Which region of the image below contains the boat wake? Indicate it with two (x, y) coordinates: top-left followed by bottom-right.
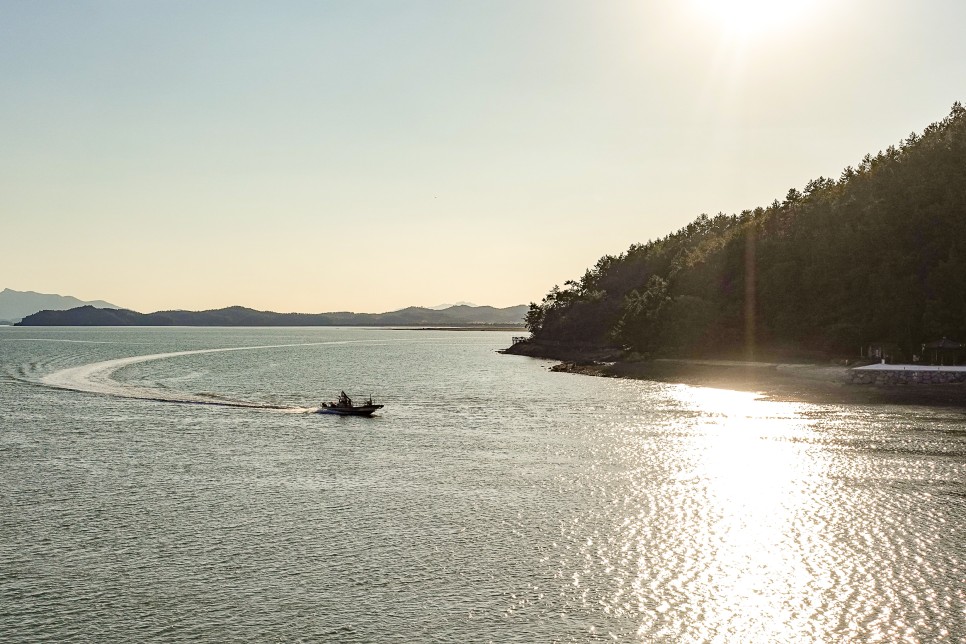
(37, 342), (355, 413)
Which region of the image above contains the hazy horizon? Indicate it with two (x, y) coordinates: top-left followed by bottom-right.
(3, 1), (963, 313)
(0, 286), (518, 317)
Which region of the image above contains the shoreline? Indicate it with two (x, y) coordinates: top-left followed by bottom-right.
(390, 326), (526, 332)
(505, 343), (966, 408)
(553, 359), (966, 407)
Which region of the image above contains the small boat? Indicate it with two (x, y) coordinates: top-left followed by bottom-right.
(317, 391), (384, 417)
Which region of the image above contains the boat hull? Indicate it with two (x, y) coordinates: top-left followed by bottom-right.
(317, 404), (384, 417)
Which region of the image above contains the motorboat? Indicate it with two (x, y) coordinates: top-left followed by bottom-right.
(318, 391), (384, 417)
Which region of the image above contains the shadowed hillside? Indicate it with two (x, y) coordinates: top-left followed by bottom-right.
(519, 103), (966, 362)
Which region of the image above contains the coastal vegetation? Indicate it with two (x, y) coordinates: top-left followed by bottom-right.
(521, 103), (966, 362)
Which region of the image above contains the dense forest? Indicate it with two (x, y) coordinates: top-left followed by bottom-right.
(523, 103), (966, 362)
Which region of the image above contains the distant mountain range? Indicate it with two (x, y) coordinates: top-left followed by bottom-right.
(0, 288), (120, 324)
(16, 303), (528, 327)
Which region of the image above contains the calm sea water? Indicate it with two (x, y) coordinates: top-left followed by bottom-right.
(1, 327), (965, 642)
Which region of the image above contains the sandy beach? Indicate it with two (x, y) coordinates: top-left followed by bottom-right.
(547, 358), (966, 408)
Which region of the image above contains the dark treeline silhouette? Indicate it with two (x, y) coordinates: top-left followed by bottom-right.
(17, 304), (528, 327)
(524, 103), (966, 361)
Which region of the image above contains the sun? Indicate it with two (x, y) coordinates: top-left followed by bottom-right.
(691, 0), (816, 37)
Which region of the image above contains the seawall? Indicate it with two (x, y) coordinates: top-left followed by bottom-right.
(849, 365), (966, 385)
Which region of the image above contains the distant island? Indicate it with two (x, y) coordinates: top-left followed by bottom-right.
(510, 102), (966, 365)
(16, 303), (527, 327)
(0, 288), (120, 324)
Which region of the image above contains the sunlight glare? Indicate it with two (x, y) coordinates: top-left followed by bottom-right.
(671, 384), (808, 501)
(691, 0), (816, 37)
(647, 384), (829, 640)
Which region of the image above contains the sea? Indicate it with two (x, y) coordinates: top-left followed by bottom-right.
(1, 326), (965, 642)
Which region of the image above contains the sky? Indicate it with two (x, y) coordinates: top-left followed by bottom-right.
(1, 0), (963, 313)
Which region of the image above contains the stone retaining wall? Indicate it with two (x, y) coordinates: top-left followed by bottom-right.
(849, 369), (966, 385)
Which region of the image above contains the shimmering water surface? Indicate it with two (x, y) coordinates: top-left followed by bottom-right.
(2, 327), (965, 642)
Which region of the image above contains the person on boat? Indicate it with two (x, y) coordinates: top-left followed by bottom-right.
(338, 391), (352, 407)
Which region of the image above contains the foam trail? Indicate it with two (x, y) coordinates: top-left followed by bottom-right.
(40, 341), (354, 412)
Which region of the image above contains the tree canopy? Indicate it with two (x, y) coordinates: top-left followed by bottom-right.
(526, 103), (966, 361)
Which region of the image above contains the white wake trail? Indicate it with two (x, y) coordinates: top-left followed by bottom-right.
(40, 341), (355, 412)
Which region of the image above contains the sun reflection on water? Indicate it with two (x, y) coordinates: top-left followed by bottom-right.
(494, 375), (960, 641)
(672, 386), (827, 640)
(601, 384), (860, 641)
(679, 385), (807, 500)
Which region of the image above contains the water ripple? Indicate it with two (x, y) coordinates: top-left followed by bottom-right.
(2, 329), (965, 641)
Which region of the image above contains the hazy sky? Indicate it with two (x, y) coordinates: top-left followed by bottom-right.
(2, 1), (962, 313)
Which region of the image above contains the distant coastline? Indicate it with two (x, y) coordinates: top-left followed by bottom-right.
(0, 288), (121, 324)
(16, 304), (527, 327)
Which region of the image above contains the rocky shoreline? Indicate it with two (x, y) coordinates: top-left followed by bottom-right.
(504, 341), (966, 408)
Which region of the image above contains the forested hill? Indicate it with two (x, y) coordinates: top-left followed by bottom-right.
(521, 103), (966, 361)
(17, 304), (527, 327)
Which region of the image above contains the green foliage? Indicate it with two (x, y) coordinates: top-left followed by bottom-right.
(613, 276), (670, 353)
(527, 103), (966, 358)
(661, 295), (719, 355)
(524, 302), (545, 333)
